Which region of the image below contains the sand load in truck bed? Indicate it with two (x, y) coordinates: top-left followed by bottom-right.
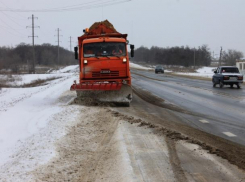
(85, 20), (119, 36)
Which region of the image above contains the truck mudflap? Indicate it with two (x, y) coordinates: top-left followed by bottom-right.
(73, 84), (132, 105)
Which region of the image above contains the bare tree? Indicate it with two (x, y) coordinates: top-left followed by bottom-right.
(222, 49), (243, 66)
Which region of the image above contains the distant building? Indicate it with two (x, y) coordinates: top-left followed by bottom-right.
(236, 59), (245, 75)
(210, 61), (219, 67)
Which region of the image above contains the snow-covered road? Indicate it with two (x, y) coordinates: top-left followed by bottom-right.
(1, 64), (244, 182)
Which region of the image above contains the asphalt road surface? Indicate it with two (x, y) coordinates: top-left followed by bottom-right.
(131, 69), (245, 146)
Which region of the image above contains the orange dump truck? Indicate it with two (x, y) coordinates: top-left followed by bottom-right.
(71, 20), (134, 106)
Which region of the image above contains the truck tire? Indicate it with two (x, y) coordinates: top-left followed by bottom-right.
(237, 84), (241, 89)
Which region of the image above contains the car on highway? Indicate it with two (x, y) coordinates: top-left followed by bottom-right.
(155, 65), (164, 74)
(212, 66), (243, 88)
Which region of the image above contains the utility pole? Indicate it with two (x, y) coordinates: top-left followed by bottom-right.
(219, 47), (222, 67)
(194, 47), (196, 69)
(27, 14), (39, 74)
(69, 36), (73, 51)
(55, 28), (62, 65)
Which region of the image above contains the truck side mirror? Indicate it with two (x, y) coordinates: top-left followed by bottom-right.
(214, 70), (217, 73)
(74, 47), (78, 60)
(130, 44), (134, 58)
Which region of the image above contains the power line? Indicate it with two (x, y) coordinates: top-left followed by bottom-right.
(27, 14), (39, 73)
(0, 14), (27, 35)
(0, 0), (26, 19)
(0, 0), (132, 12)
(0, 24), (27, 38)
(0, 11), (25, 28)
(32, 0), (102, 11)
(37, 18), (55, 43)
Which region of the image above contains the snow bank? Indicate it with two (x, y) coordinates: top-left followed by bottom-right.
(18, 74), (59, 85)
(50, 65), (79, 73)
(176, 67), (216, 78)
(0, 65), (79, 86)
(0, 65), (80, 168)
(130, 62), (153, 70)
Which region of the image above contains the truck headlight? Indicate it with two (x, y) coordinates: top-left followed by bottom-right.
(84, 60), (88, 64)
(123, 58), (127, 62)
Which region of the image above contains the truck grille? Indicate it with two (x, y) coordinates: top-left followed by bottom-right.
(92, 71), (119, 77)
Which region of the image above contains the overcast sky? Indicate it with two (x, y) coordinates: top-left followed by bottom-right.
(1, 0), (245, 56)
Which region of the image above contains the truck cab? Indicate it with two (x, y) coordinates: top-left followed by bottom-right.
(80, 37), (131, 84)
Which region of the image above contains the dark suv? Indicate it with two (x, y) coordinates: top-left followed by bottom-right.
(155, 65), (164, 74)
(212, 66), (243, 88)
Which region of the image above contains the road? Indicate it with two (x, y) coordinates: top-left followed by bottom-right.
(1, 66), (245, 182)
(130, 69), (245, 146)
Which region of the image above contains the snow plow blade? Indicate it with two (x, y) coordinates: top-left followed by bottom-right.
(70, 82), (123, 91)
(71, 84), (132, 106)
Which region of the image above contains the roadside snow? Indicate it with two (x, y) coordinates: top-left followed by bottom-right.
(0, 65), (81, 181)
(128, 63), (215, 77)
(0, 65), (79, 86)
(129, 63), (215, 77)
(176, 67), (216, 78)
(130, 63), (174, 72)
(49, 65), (79, 74)
(130, 62), (153, 70)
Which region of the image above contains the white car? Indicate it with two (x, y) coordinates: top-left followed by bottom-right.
(212, 66), (243, 88)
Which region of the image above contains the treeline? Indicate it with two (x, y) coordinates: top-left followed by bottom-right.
(0, 43), (77, 73)
(133, 45), (212, 67)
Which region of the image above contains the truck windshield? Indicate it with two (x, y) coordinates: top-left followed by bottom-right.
(83, 42), (126, 58)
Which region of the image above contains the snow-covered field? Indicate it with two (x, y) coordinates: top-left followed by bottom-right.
(129, 62), (215, 78)
(0, 65), (79, 86)
(48, 65), (79, 74)
(0, 65), (81, 181)
(129, 62), (153, 70)
(175, 67), (216, 78)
